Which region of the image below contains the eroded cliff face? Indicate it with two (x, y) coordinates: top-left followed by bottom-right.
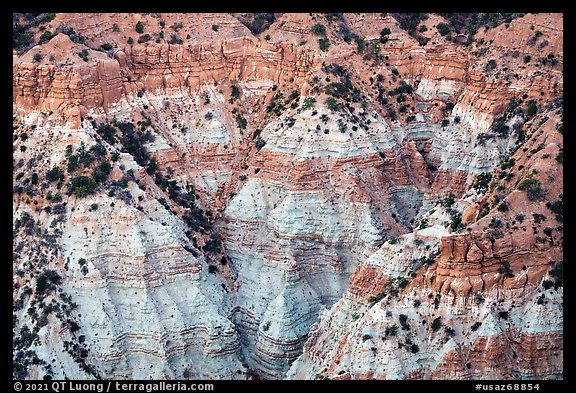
(13, 12), (562, 380)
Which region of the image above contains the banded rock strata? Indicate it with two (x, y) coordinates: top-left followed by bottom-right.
(13, 12), (562, 380)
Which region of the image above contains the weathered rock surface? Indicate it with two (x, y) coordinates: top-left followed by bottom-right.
(13, 12), (562, 380)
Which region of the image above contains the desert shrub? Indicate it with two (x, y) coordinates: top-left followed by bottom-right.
(546, 195), (563, 222)
(517, 177), (545, 200)
(436, 23), (450, 36)
(555, 148), (563, 164)
(318, 37), (330, 51)
(95, 123), (117, 144)
(135, 21), (144, 34)
(231, 84), (240, 100)
(311, 23), (326, 36)
(485, 59), (497, 71)
(474, 172), (492, 194)
(67, 176), (97, 198)
(77, 49), (89, 62)
(235, 114), (247, 129)
(39, 31), (52, 44)
(137, 34), (151, 44)
(46, 166), (64, 182)
(255, 137), (266, 151)
(100, 43), (113, 51)
(526, 100), (537, 118)
(399, 314), (410, 330)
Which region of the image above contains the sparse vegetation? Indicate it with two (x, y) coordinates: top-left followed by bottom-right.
(546, 195), (563, 222)
(311, 23), (327, 36)
(241, 13), (276, 35)
(135, 21), (144, 34)
(474, 172), (492, 194)
(67, 176), (97, 198)
(77, 49), (89, 62)
(318, 37), (331, 52)
(517, 175), (545, 200)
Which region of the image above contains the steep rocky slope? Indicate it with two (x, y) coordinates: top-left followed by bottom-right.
(13, 12), (562, 380)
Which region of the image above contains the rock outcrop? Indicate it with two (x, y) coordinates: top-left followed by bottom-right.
(13, 12), (562, 380)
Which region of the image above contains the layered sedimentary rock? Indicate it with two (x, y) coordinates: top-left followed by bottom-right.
(58, 197), (244, 379)
(13, 12), (562, 380)
(288, 101), (563, 381)
(13, 34), (315, 126)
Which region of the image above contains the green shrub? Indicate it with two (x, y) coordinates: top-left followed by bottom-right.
(68, 176), (97, 198)
(302, 97), (316, 110)
(168, 34), (183, 45)
(311, 23), (326, 36)
(77, 49), (89, 62)
(485, 59), (497, 71)
(135, 21), (144, 34)
(46, 166), (64, 182)
(431, 317), (442, 332)
(137, 34), (151, 44)
(384, 324), (398, 337)
(325, 97), (339, 111)
(418, 218), (429, 230)
(231, 84), (240, 100)
(235, 114), (247, 129)
(526, 100), (537, 118)
(555, 148), (563, 164)
(318, 37), (330, 51)
(546, 195), (563, 222)
(436, 23), (450, 36)
(212, 24), (219, 32)
(255, 137), (266, 151)
(450, 213), (463, 232)
(516, 176), (544, 200)
(39, 31), (53, 44)
(399, 314), (410, 330)
(33, 52), (42, 63)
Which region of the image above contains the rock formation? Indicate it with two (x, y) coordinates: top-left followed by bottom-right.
(13, 12), (562, 380)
